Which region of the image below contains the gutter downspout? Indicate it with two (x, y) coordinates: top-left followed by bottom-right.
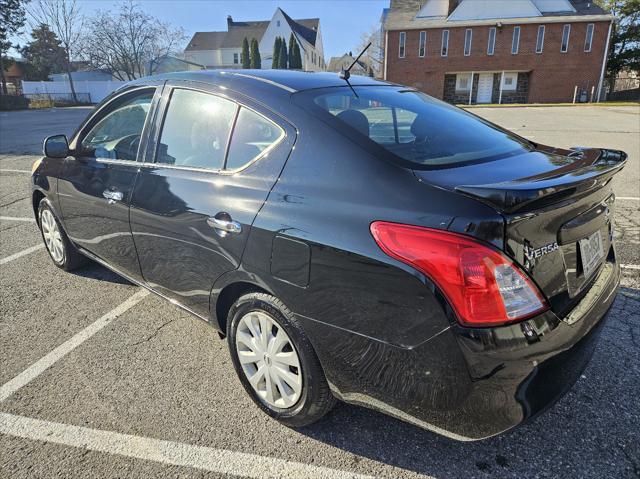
(384, 30), (389, 80)
(597, 20), (613, 103)
(468, 71), (474, 105)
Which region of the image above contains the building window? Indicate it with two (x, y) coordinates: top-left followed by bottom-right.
(501, 72), (518, 91)
(277, 20), (280, 27)
(464, 29), (472, 56)
(398, 31), (406, 58)
(584, 23), (594, 52)
(561, 24), (571, 52)
(511, 26), (520, 54)
(419, 31), (426, 57)
(487, 27), (496, 55)
(456, 73), (472, 91)
(441, 30), (449, 57)
(536, 25), (545, 53)
(233, 53), (239, 64)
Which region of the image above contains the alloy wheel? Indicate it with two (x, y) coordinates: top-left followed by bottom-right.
(40, 209), (64, 263)
(235, 311), (303, 409)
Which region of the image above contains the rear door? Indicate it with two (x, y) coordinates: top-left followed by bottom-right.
(58, 85), (162, 281)
(129, 81), (295, 318)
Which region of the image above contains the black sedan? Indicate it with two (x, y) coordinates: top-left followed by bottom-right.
(31, 70), (626, 440)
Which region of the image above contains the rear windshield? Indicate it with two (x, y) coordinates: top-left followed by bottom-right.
(296, 86), (532, 168)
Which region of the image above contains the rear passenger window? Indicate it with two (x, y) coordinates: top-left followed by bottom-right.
(225, 108), (284, 170)
(156, 89), (236, 170)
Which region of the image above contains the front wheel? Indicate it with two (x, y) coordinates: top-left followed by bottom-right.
(227, 293), (337, 427)
(38, 199), (87, 271)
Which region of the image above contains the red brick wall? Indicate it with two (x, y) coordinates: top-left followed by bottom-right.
(386, 21), (610, 103)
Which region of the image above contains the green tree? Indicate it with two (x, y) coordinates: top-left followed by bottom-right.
(278, 36), (288, 69)
(249, 37), (261, 69)
(241, 37), (250, 68)
(0, 0), (28, 94)
(288, 33), (295, 67)
(20, 23), (66, 80)
(596, 0), (640, 91)
(292, 40), (302, 69)
(272, 36), (281, 69)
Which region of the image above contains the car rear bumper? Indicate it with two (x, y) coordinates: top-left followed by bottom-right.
(302, 258), (620, 441)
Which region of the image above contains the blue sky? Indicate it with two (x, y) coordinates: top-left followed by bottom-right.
(14, 0), (389, 59)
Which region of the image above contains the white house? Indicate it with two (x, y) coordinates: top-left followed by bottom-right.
(184, 8), (324, 71)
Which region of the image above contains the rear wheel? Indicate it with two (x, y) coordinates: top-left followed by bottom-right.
(38, 199), (87, 271)
(227, 293), (337, 427)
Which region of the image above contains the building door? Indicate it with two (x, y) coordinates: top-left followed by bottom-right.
(476, 73), (493, 104)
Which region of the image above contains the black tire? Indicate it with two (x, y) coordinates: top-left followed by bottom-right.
(38, 199), (88, 271)
(227, 292), (337, 427)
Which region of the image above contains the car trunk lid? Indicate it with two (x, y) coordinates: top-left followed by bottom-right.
(414, 146), (627, 317)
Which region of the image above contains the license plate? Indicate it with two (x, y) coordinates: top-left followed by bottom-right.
(579, 230), (604, 279)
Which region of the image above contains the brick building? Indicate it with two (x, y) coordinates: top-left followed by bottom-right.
(382, 0), (613, 104)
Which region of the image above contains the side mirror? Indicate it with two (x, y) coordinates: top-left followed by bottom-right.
(43, 134), (69, 158)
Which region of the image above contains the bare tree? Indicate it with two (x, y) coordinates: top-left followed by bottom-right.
(355, 25), (384, 79)
(29, 0), (83, 102)
(83, 1), (185, 81)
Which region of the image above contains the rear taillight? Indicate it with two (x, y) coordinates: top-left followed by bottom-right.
(370, 221), (548, 327)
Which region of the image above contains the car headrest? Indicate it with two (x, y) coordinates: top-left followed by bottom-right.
(410, 114), (435, 140)
(336, 109), (370, 137)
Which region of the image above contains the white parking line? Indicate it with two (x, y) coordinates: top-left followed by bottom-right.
(621, 264), (640, 271)
(0, 216), (36, 222)
(0, 244), (45, 265)
(0, 169), (31, 173)
(0, 289), (149, 402)
(0, 413), (376, 479)
(618, 197), (640, 201)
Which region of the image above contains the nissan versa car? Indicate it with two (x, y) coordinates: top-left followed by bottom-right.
(31, 71), (626, 440)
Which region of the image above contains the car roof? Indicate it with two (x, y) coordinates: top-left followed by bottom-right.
(140, 69), (396, 95)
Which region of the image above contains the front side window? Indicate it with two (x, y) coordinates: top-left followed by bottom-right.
(399, 32), (406, 58)
(536, 25), (545, 53)
(487, 27), (496, 55)
(156, 89), (236, 170)
(584, 23), (594, 52)
(225, 107), (284, 170)
(441, 30), (449, 56)
(298, 86), (532, 168)
(561, 24), (571, 52)
(419, 31), (426, 57)
(81, 89), (154, 161)
(464, 29), (472, 56)
(512, 26), (520, 54)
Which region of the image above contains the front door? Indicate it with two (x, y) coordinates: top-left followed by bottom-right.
(58, 86), (160, 281)
(476, 73), (494, 104)
(129, 82), (295, 318)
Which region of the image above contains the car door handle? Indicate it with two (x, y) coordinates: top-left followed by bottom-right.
(207, 216), (242, 235)
(102, 189), (123, 204)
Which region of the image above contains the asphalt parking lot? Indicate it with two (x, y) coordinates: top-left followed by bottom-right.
(1, 104), (639, 478)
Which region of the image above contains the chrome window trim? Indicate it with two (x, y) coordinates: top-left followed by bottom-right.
(95, 158), (140, 166)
